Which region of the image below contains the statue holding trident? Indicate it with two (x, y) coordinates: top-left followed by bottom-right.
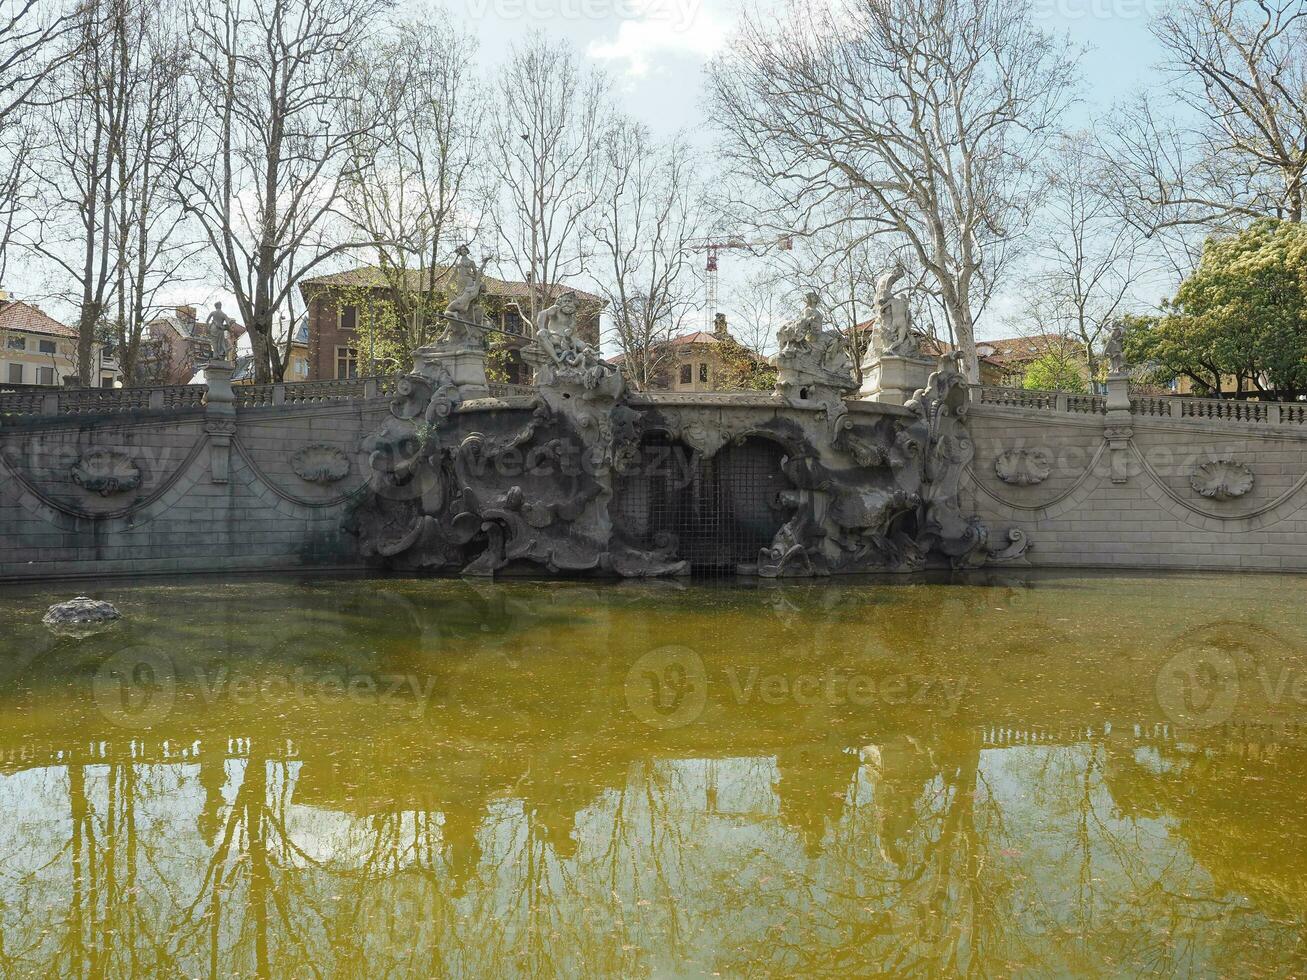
(441, 244), (492, 346)
(205, 302), (236, 361)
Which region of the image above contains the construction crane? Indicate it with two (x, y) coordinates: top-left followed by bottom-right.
(686, 233), (794, 331)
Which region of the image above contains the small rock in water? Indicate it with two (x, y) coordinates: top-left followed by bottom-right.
(42, 596), (122, 630)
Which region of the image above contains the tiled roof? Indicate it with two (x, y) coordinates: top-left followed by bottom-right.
(854, 324), (1083, 365)
(300, 265), (605, 306)
(0, 300), (76, 338)
(666, 330), (722, 346)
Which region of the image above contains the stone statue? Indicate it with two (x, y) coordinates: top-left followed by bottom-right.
(205, 302), (235, 361)
(873, 263), (916, 356)
(777, 291), (823, 352)
(529, 291), (618, 396)
(441, 245), (491, 345)
(773, 290), (856, 418)
(1106, 321), (1127, 375)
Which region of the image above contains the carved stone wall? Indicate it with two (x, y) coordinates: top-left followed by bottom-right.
(0, 400), (388, 581)
(967, 402), (1307, 571)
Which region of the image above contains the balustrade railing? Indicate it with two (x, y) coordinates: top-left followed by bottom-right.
(981, 383), (1307, 428)
(4, 374), (1307, 430)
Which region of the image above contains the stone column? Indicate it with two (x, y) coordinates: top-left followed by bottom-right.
(203, 360), (236, 483)
(857, 353), (936, 406)
(1103, 372), (1133, 485)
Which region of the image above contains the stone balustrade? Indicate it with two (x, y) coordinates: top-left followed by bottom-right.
(0, 377), (398, 420)
(981, 384), (1307, 426)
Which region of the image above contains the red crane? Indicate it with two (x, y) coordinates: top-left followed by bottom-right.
(686, 233), (794, 331)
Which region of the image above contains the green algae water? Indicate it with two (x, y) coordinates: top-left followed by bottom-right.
(2, 571), (1307, 977)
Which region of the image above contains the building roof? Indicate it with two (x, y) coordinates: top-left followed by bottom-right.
(853, 324), (1084, 367)
(300, 265), (605, 307)
(0, 300), (76, 338)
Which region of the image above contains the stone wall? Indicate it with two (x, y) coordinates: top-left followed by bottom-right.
(966, 386), (1307, 571)
(6, 373), (1307, 581)
(0, 384), (392, 581)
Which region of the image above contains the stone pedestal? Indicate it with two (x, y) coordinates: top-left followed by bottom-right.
(858, 353), (936, 405)
(1103, 372), (1133, 485)
(202, 360), (235, 483)
(414, 342), (489, 400)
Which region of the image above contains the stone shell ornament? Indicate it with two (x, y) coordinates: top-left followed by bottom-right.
(1189, 459), (1254, 501)
(70, 450), (141, 496)
(291, 444), (351, 484)
(994, 448), (1052, 486)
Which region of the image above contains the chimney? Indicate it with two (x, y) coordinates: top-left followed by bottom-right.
(713, 312), (729, 338)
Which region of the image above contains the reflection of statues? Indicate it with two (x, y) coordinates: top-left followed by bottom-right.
(205, 302), (234, 361)
(1106, 321), (1126, 375)
(874, 264), (916, 356)
(441, 245), (491, 345)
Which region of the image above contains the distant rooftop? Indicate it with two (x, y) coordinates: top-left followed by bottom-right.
(0, 299), (76, 339)
(301, 264), (605, 307)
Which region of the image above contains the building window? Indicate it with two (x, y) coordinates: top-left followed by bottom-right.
(679, 363), (692, 385)
(38, 339), (56, 354)
(339, 304), (358, 332)
(293, 358), (308, 378)
(100, 374), (114, 388)
(699, 363), (708, 383)
(502, 310), (523, 335)
(38, 367), (55, 385)
(6, 336), (23, 351)
(335, 346), (358, 379)
(7, 363), (21, 383)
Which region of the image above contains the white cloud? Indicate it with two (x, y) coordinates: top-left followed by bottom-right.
(587, 0), (728, 76)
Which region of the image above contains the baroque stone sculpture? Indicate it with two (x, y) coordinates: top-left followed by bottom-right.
(71, 450), (141, 496)
(873, 264), (918, 357)
(994, 448), (1052, 486)
(1190, 459), (1254, 501)
(205, 302), (235, 362)
(440, 245), (492, 346)
(347, 313), (1030, 577)
(291, 444), (351, 484)
(773, 291), (857, 412)
(1105, 321), (1127, 376)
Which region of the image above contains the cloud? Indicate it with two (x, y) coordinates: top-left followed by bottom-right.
(587, 0), (728, 76)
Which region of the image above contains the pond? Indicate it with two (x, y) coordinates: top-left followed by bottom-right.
(1, 571), (1305, 976)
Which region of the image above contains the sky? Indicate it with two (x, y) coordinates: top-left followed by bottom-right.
(415, 0), (1176, 345)
(11, 0), (1180, 351)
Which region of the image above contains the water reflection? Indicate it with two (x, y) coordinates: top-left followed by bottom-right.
(1, 574), (1306, 976)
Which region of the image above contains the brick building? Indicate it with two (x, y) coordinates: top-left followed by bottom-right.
(298, 266), (604, 383)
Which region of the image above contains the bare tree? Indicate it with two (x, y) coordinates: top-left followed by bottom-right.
(590, 120), (701, 391)
(489, 32), (609, 327)
(24, 0), (193, 385)
(173, 0), (390, 383)
(26, 0), (132, 382)
(1016, 133), (1148, 379)
(0, 0), (84, 283)
(1105, 0), (1307, 243)
(109, 1), (194, 385)
(342, 13), (487, 354)
(709, 0), (1077, 380)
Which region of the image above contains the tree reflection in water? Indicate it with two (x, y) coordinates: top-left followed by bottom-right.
(0, 572), (1306, 976)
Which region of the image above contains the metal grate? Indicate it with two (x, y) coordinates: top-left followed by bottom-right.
(614, 433), (792, 575)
